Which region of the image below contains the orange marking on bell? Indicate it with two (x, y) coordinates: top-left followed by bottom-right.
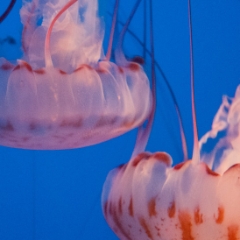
(118, 66), (124, 73)
(215, 206), (224, 224)
(33, 69), (45, 74)
(178, 211), (194, 240)
(95, 117), (117, 128)
(118, 197), (122, 214)
(109, 201), (113, 216)
(194, 207), (203, 225)
(13, 65), (20, 71)
(112, 203), (133, 240)
(148, 197), (157, 217)
(152, 152), (171, 166)
(128, 62), (140, 71)
(74, 64), (93, 72)
(226, 164), (240, 172)
(228, 225), (239, 240)
(122, 119), (136, 129)
(174, 162), (186, 170)
(167, 201), (176, 218)
(132, 152), (151, 167)
(205, 165), (219, 177)
(128, 197), (134, 217)
(22, 61), (33, 72)
(12, 61), (32, 72)
(59, 69), (67, 75)
(104, 201), (108, 218)
(60, 118), (83, 128)
(139, 217), (153, 240)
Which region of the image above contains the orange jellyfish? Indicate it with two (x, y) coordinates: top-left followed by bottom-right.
(102, 0), (240, 239)
(0, 0), (152, 149)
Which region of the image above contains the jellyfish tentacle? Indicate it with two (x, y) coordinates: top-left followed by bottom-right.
(117, 0), (142, 49)
(115, 0), (142, 65)
(106, 0), (119, 61)
(21, 0), (37, 55)
(188, 0), (200, 163)
(0, 0), (16, 23)
(132, 0), (156, 157)
(108, 11), (188, 160)
(116, 1), (188, 161)
(142, 0), (147, 61)
(44, 0), (78, 68)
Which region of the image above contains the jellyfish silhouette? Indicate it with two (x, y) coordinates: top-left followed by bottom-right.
(0, 0), (152, 150)
(102, 0), (240, 239)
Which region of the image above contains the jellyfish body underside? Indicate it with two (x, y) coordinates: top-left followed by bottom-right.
(0, 59), (150, 149)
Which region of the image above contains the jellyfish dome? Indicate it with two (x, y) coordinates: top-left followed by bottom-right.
(0, 0), (151, 149)
(102, 86), (240, 240)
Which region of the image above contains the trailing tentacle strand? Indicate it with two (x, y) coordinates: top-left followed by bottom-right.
(107, 9), (188, 160)
(44, 0), (78, 68)
(0, 0), (16, 23)
(188, 0), (200, 163)
(106, 0), (119, 61)
(132, 0), (156, 157)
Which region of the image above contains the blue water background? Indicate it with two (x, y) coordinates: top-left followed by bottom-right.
(0, 0), (240, 239)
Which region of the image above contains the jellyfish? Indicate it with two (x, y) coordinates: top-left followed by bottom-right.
(0, 0), (152, 150)
(101, 0), (240, 239)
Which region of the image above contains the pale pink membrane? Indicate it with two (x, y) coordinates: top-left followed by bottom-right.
(200, 86), (240, 174)
(0, 0), (151, 149)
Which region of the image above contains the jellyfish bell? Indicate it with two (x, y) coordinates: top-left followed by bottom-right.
(101, 0), (240, 239)
(102, 87), (240, 240)
(0, 0), (152, 150)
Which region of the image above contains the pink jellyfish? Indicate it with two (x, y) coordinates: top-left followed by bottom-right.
(102, 1), (240, 239)
(0, 0), (152, 149)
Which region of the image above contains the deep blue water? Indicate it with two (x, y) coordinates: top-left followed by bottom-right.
(0, 0), (240, 239)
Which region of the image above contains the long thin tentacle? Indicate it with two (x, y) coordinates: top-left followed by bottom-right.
(132, 0), (156, 157)
(21, 1), (37, 55)
(45, 0), (77, 68)
(143, 0), (147, 60)
(188, 0), (200, 163)
(108, 11), (188, 160)
(117, 0), (142, 51)
(0, 0), (16, 23)
(106, 0), (119, 61)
